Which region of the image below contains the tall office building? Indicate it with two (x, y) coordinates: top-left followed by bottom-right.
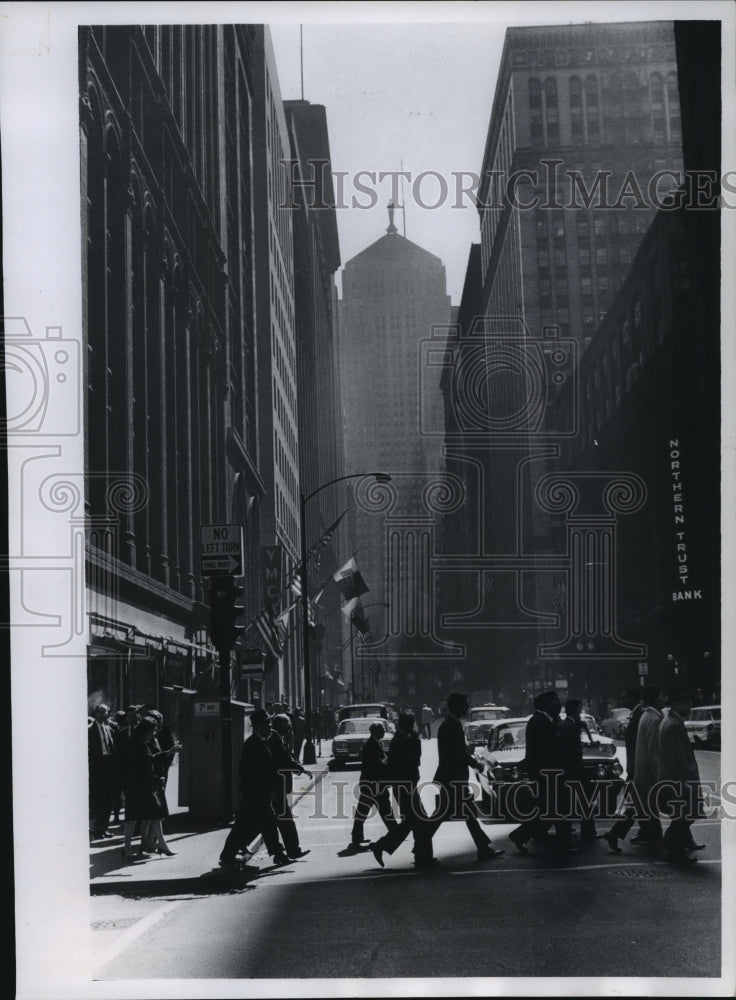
(252, 26), (302, 703)
(284, 98), (350, 705)
(435, 20), (687, 704)
(80, 25), (265, 714)
(339, 213), (451, 704)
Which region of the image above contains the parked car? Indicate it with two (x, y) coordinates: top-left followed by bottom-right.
(337, 702), (397, 724)
(328, 717), (396, 770)
(685, 705), (721, 749)
(462, 704), (512, 748)
(600, 707), (632, 739)
(474, 716), (624, 820)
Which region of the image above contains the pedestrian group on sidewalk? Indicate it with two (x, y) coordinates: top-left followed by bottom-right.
(90, 684), (708, 874)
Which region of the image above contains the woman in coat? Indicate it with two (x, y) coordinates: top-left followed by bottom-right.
(121, 718), (180, 859)
(633, 691), (664, 844)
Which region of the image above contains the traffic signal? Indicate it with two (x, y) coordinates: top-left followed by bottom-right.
(209, 575), (245, 651)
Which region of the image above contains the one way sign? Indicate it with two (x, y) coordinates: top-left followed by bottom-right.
(201, 524), (243, 577)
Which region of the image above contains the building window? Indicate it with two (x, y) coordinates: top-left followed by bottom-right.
(667, 71), (681, 143)
(650, 72), (666, 143)
(584, 74), (600, 141)
(529, 77), (543, 144)
(545, 77), (559, 144)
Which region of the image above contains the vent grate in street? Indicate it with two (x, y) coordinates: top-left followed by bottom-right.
(608, 868), (674, 879)
(91, 918), (139, 930)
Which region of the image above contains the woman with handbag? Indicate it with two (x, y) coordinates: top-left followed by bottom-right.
(121, 718), (180, 859)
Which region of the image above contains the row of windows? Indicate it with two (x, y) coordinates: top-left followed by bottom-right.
(511, 40), (675, 70)
(527, 71), (680, 147)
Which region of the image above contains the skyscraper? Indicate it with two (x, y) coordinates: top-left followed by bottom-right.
(339, 211), (451, 703)
(435, 20), (687, 703)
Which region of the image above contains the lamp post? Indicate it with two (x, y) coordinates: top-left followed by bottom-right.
(300, 471), (391, 765)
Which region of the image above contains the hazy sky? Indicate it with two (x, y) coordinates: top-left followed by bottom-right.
(267, 1), (726, 304)
(270, 19), (505, 304)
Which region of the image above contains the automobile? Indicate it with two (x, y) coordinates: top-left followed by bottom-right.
(685, 705), (721, 749)
(599, 707), (632, 739)
(474, 716), (624, 820)
(328, 717), (396, 770)
(337, 702), (397, 724)
(462, 704), (512, 748)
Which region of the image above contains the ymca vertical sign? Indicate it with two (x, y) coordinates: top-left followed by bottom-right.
(261, 545), (282, 605)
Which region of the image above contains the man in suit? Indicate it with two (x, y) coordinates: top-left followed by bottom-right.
(369, 713), (437, 870)
(219, 709), (290, 869)
(658, 689), (705, 864)
(267, 714), (312, 860)
(346, 722), (398, 851)
(558, 698), (597, 847)
(603, 687), (652, 853)
(508, 690), (570, 855)
(88, 703), (116, 840)
(430, 692), (504, 862)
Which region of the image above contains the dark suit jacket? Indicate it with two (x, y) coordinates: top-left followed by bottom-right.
(558, 716), (585, 780)
(359, 736), (389, 784)
(434, 715), (476, 787)
(266, 731), (302, 794)
(239, 733), (279, 801)
(386, 730), (421, 785)
(88, 720), (114, 763)
(624, 702), (645, 778)
(524, 710), (564, 780)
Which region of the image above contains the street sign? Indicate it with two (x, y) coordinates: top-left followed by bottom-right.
(638, 661), (649, 676)
(240, 648), (265, 679)
(201, 524), (243, 577)
(194, 701), (220, 716)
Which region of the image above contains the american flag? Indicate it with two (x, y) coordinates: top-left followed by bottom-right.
(254, 608), (284, 660)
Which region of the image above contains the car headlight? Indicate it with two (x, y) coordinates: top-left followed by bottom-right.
(492, 764), (505, 779)
(612, 761), (623, 777)
(596, 765), (607, 779)
(508, 765), (521, 781)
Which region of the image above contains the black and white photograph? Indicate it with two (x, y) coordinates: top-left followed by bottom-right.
(2, 1), (735, 996)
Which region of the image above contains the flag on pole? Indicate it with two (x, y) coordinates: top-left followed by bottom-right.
(313, 509), (348, 569)
(254, 608), (283, 660)
(351, 604), (371, 641)
(341, 596), (360, 620)
(333, 556), (369, 601)
(290, 576), (302, 599)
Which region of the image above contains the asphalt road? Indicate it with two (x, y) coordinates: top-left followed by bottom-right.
(92, 740), (723, 983)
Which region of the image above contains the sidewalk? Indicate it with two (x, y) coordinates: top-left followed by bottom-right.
(90, 760), (330, 898)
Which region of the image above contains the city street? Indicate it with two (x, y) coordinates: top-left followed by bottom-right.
(90, 740), (722, 982)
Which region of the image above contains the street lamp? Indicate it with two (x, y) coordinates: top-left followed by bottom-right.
(300, 471), (391, 765)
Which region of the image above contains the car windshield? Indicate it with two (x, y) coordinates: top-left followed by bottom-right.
(340, 705), (386, 719)
(470, 708), (509, 721)
(339, 719), (394, 735)
(689, 708), (719, 722)
(488, 722), (527, 749)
